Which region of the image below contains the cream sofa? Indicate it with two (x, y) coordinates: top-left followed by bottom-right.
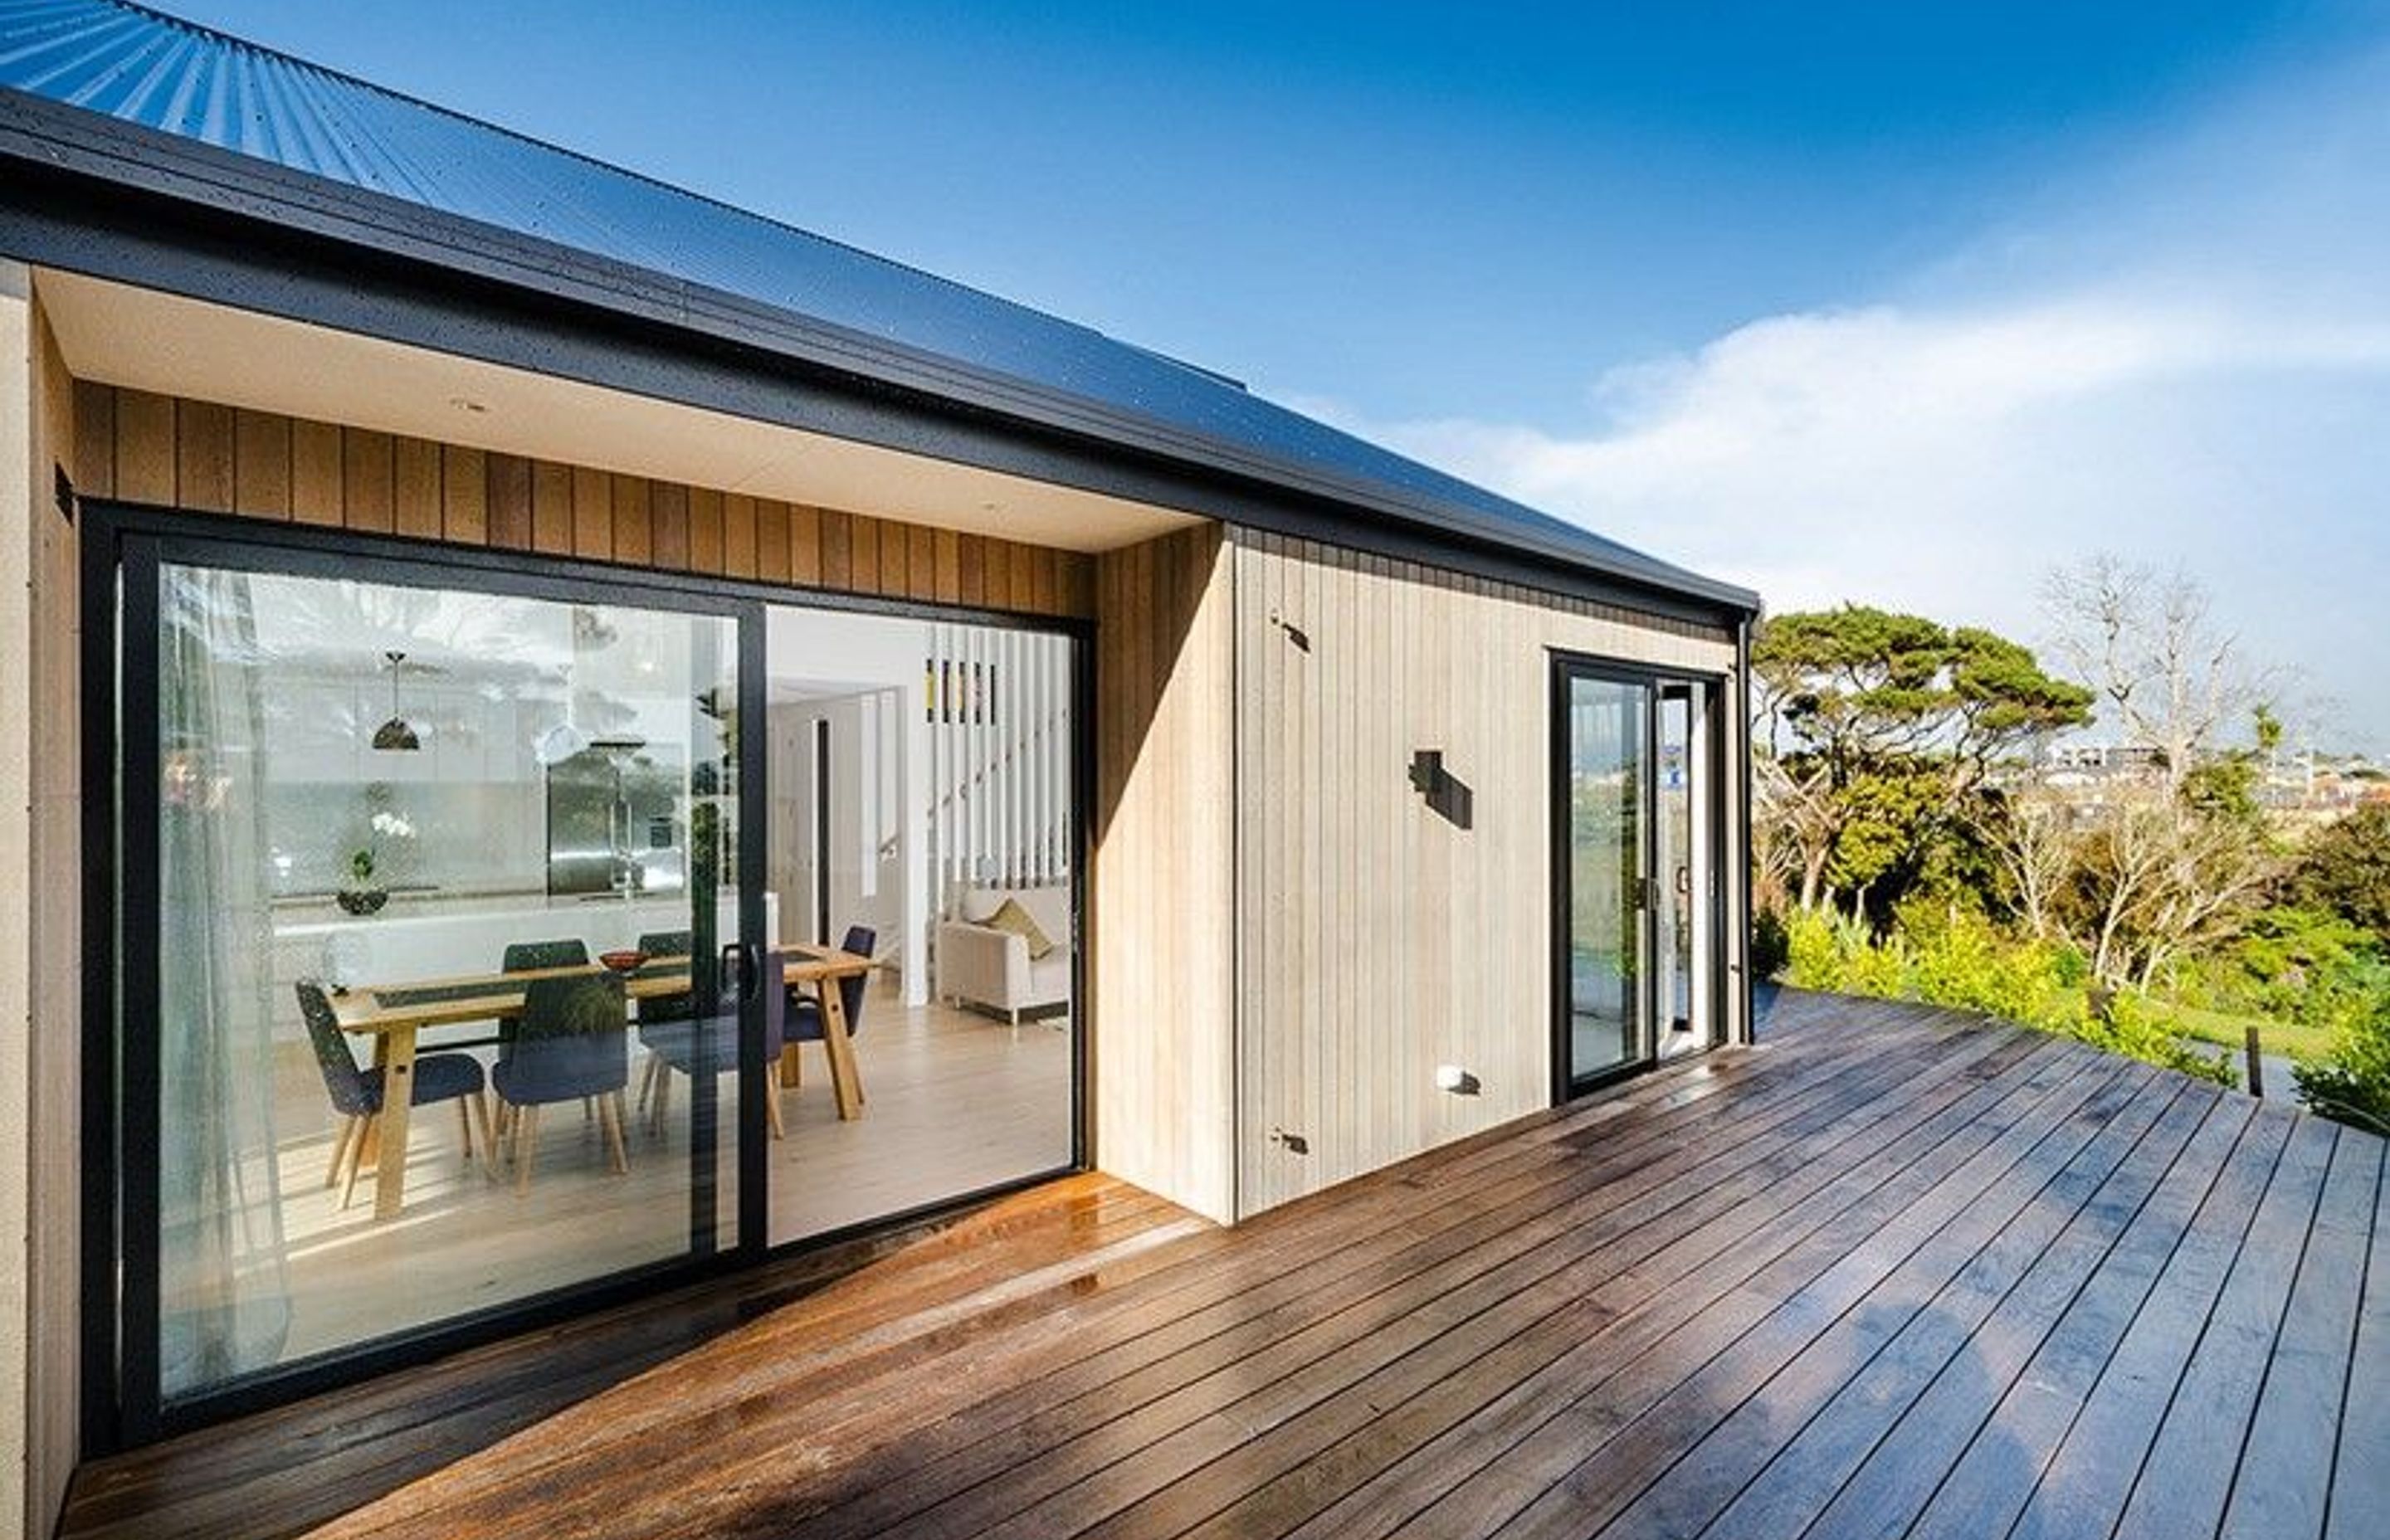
(935, 884), (1071, 1026)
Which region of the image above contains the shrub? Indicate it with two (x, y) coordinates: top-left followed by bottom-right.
(1779, 904), (2235, 1086)
(2170, 906), (2388, 1040)
(2295, 993), (2390, 1137)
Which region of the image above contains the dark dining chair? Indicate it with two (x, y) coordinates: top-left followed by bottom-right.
(295, 979), (493, 1210)
(639, 948), (791, 1138)
(495, 938), (593, 1134)
(784, 925), (876, 1104)
(492, 971), (632, 1193)
(632, 928), (700, 1127)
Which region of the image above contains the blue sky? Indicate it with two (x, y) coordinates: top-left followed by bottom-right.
(168, 2), (2390, 750)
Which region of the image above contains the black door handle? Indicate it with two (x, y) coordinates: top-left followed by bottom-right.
(720, 941), (758, 1002)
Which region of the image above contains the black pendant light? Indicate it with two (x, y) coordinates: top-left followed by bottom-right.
(372, 650), (421, 752)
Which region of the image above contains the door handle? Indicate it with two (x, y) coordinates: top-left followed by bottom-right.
(720, 941), (758, 1003)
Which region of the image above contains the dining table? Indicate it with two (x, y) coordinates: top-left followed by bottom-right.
(330, 942), (874, 1220)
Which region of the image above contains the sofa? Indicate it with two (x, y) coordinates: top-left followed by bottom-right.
(935, 884), (1071, 1026)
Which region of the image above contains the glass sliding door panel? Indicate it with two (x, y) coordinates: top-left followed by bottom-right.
(763, 605), (1079, 1245)
(1655, 684), (1708, 1057)
(144, 560), (741, 1406)
(1563, 673), (1650, 1084)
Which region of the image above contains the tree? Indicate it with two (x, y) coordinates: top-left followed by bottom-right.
(1972, 785), (2080, 942)
(1752, 606), (2092, 914)
(2041, 555), (2278, 795)
(2295, 804), (2390, 944)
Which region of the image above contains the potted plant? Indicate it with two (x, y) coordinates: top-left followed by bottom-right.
(337, 809), (413, 916)
(336, 847), (387, 915)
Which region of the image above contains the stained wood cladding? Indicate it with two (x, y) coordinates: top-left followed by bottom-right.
(1092, 524), (1237, 1225)
(67, 383), (1096, 620)
(1232, 529), (1746, 1216)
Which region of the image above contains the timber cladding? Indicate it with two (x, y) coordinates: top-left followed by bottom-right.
(66, 382), (1096, 619)
(1230, 529), (1744, 1216)
(1090, 524), (1239, 1225)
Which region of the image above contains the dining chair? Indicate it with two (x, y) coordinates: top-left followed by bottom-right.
(784, 925), (876, 1104)
(492, 971), (632, 1193)
(640, 947), (790, 1138)
(495, 938), (593, 1136)
(632, 928), (695, 1122)
(295, 979), (494, 1210)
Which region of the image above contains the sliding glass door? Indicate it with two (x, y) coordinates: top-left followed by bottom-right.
(109, 530), (761, 1430)
(1554, 660), (1721, 1094)
(758, 604), (1080, 1246)
(95, 514), (1087, 1441)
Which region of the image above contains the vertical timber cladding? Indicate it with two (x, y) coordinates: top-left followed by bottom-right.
(27, 290), (80, 1536)
(1091, 524), (1238, 1226)
(64, 383), (1097, 619)
(1231, 529), (1743, 1217)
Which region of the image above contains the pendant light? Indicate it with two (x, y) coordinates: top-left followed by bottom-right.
(372, 650), (421, 752)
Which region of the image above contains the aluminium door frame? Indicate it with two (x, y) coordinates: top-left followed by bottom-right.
(76, 500), (1095, 1451)
(1548, 651), (1730, 1104)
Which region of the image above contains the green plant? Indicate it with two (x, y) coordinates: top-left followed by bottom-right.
(2295, 804), (2390, 945)
(347, 846), (376, 885)
(2295, 993), (2390, 1137)
(1779, 903), (2235, 1086)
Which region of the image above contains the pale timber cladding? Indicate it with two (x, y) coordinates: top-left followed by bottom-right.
(64, 383), (1097, 619)
(1232, 531), (1743, 1214)
(1090, 524), (1744, 1224)
(16, 282), (82, 1533)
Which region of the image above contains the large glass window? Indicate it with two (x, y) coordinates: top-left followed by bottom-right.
(145, 558), (741, 1406)
(761, 606), (1078, 1243)
(113, 532), (1085, 1429)
(1562, 673), (1649, 1084)
(1556, 663), (1721, 1093)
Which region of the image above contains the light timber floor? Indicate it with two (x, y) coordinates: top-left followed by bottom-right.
(176, 976), (1075, 1370)
(68, 989), (2388, 1540)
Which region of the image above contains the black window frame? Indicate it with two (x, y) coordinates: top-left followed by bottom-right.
(1548, 651), (1732, 1104)
(79, 500), (1095, 1450)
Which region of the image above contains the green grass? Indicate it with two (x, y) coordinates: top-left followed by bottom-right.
(2151, 1001), (2335, 1063)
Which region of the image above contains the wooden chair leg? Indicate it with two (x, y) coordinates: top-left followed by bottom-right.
(515, 1104), (541, 1196)
(324, 1115), (358, 1190)
(471, 1093), (497, 1176)
(341, 1115), (375, 1210)
(598, 1093), (629, 1175)
(765, 1083), (784, 1139)
(637, 1055), (659, 1116)
(651, 1064), (673, 1138)
(455, 1097), (475, 1162)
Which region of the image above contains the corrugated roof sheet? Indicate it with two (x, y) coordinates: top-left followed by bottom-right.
(0, 0), (1754, 610)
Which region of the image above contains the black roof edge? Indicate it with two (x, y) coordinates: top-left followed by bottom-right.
(0, 90), (1760, 623)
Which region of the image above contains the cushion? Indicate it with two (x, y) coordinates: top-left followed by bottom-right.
(985, 897), (1056, 961)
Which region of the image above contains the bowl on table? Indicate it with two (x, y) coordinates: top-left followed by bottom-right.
(598, 948), (650, 976)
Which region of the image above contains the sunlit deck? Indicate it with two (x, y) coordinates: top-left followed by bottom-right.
(62, 989), (2388, 1539)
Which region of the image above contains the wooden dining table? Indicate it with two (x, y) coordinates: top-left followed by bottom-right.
(330, 943), (873, 1220)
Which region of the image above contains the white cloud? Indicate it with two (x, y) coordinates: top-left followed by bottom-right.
(1295, 49), (2390, 752)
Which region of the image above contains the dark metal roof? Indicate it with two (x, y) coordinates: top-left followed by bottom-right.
(0, 0), (1758, 614)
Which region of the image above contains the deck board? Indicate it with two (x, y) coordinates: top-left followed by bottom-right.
(58, 990), (2388, 1540)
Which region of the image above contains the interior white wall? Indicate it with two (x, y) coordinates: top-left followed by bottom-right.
(768, 607), (932, 1006)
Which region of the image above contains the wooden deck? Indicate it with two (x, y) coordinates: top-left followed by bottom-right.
(61, 989), (2388, 1539)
